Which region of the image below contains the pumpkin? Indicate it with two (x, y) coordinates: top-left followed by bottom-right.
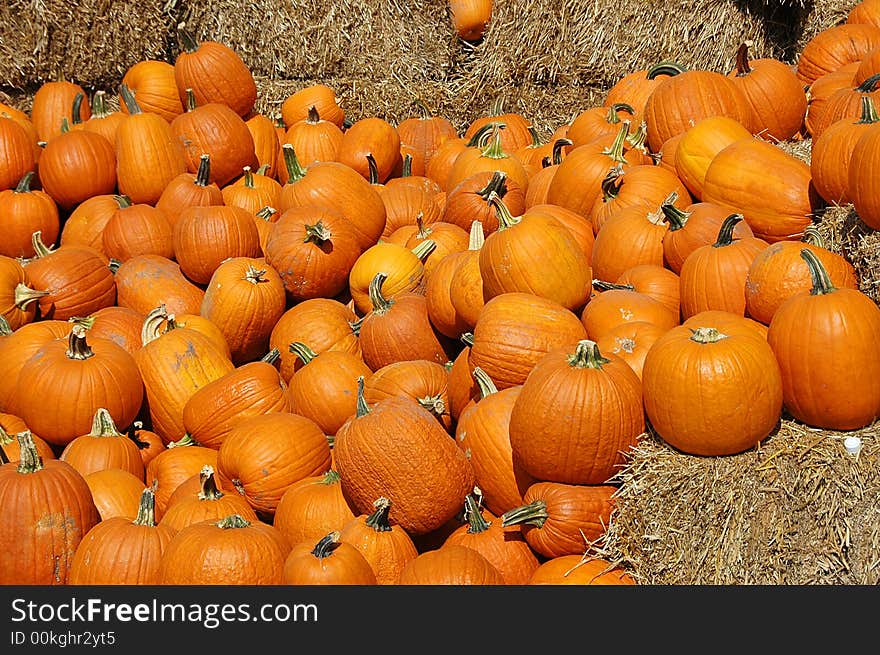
(334, 378), (475, 535)
(744, 228), (858, 325)
(642, 324), (783, 456)
(847, 116), (880, 229)
(469, 292), (588, 390)
(173, 28), (257, 118)
(767, 248), (880, 430)
(0, 413), (54, 463)
(114, 255), (205, 318)
(68, 486), (174, 585)
(615, 263), (681, 316)
(73, 91), (124, 148)
(246, 113), (281, 175)
(59, 408), (145, 480)
(126, 421), (166, 469)
(348, 241), (432, 316)
(0, 431), (99, 584)
(155, 154), (225, 227)
(144, 434), (219, 519)
(0, 255), (40, 330)
(582, 282), (679, 340)
(528, 556), (636, 585)
(805, 64), (861, 139)
(589, 197), (669, 283)
(425, 222), (482, 339)
(443, 169), (526, 236)
(281, 84), (345, 129)
(449, 0), (493, 41)
(279, 106), (344, 174)
(390, 218), (469, 278)
(115, 84), (188, 205)
(379, 168), (445, 239)
(217, 412), (333, 518)
(679, 214), (770, 319)
(281, 530), (376, 585)
(0, 116), (38, 192)
(524, 138), (573, 208)
(14, 324), (144, 448)
(796, 23), (880, 85)
(336, 117), (402, 183)
(397, 544), (504, 584)
(31, 80), (91, 143)
(159, 464), (258, 535)
(338, 497), (419, 584)
(0, 320), (70, 414)
(120, 60), (185, 122)
(464, 99), (533, 154)
(682, 309), (769, 341)
(501, 481), (617, 559)
(273, 470), (356, 548)
(594, 321), (667, 380)
(363, 359), (452, 432)
(567, 103), (638, 149)
(509, 340), (644, 485)
(0, 172), (61, 259)
(807, 72), (880, 140)
(83, 468), (145, 521)
(674, 116), (753, 201)
(58, 194), (119, 254)
(158, 514), (289, 584)
(101, 195), (175, 263)
(182, 350), (290, 450)
(605, 61), (683, 117)
(397, 105), (458, 176)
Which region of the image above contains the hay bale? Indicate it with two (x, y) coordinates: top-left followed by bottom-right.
(815, 204), (880, 302)
(453, 0), (800, 96)
(795, 0), (862, 53)
(595, 420), (880, 585)
(178, 0), (458, 83)
(0, 0), (177, 92)
(254, 75), (604, 137)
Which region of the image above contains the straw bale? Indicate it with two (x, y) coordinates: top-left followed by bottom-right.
(177, 0), (458, 83)
(593, 420), (880, 585)
(815, 204), (880, 302)
(795, 0), (862, 53)
(0, 0), (177, 91)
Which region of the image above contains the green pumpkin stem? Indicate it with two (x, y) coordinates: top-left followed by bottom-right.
(281, 144), (307, 184)
(256, 206), (276, 222)
(216, 514), (251, 529)
(501, 499), (549, 529)
(607, 102), (635, 123)
(13, 283), (48, 310)
(303, 221), (332, 246)
(479, 125), (509, 159)
(244, 265), (268, 285)
(70, 93), (84, 125)
(168, 433), (197, 448)
(486, 191), (520, 230)
(133, 487), (158, 527)
(468, 220), (485, 250)
(550, 138), (572, 166)
(118, 84), (141, 115)
(260, 348), (281, 364)
(364, 497), (393, 532)
(567, 339), (611, 369)
(525, 124), (543, 148)
(401, 153), (413, 177)
(466, 121), (502, 148)
(194, 154), (211, 186)
(592, 279), (635, 292)
(411, 238), (436, 262)
(463, 493), (491, 534)
(319, 469), (341, 485)
(601, 121), (632, 164)
(0, 316), (12, 336)
(197, 465), (225, 501)
(646, 61), (687, 79)
(59, 117), (71, 134)
(801, 225), (824, 247)
(477, 170), (509, 201)
(660, 199), (691, 231)
(89, 408), (123, 437)
(15, 171), (35, 194)
(460, 332), (474, 347)
(256, 163), (271, 176)
(366, 153), (381, 185)
(713, 214), (745, 247)
(856, 72), (880, 93)
(66, 324), (95, 361)
(91, 90), (110, 119)
(15, 431), (44, 474)
(801, 248), (837, 296)
(857, 95), (880, 124)
(472, 366), (498, 400)
(689, 327), (729, 344)
(289, 341), (319, 365)
(311, 531), (343, 559)
(368, 272), (393, 314)
(599, 165), (625, 201)
(355, 376), (370, 417)
(349, 316), (364, 337)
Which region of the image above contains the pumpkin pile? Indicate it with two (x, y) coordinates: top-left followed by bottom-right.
(2, 2), (880, 586)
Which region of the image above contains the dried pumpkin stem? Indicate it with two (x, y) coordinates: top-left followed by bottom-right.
(401, 153), (413, 177)
(140, 305), (171, 346)
(306, 105), (320, 124)
(468, 220), (485, 250)
(133, 487), (158, 527)
(281, 144), (307, 184)
(197, 465), (225, 501)
(216, 514), (251, 529)
(411, 238), (436, 261)
(463, 493), (491, 534)
(712, 214), (745, 248)
(417, 395), (446, 416)
(477, 170), (508, 201)
(15, 431), (43, 475)
(289, 341), (318, 365)
(689, 327), (728, 343)
(113, 194), (132, 209)
(599, 165), (626, 201)
(13, 283), (48, 310)
(367, 272), (393, 314)
(260, 348), (281, 364)
(501, 499), (548, 528)
(550, 138), (572, 166)
(15, 171), (35, 194)
(0, 316), (12, 336)
(567, 340), (611, 369)
(460, 332), (474, 347)
(355, 376), (370, 417)
(303, 221), (332, 245)
(592, 279), (634, 292)
(195, 154), (211, 186)
(600, 121), (631, 165)
(91, 90), (110, 119)
(89, 408), (123, 437)
(365, 497), (393, 533)
(244, 265), (268, 285)
(311, 531), (342, 559)
(480, 126), (508, 159)
(178, 27), (200, 53)
(486, 191), (520, 230)
(660, 200), (691, 231)
(472, 366), (498, 399)
(66, 324), (95, 360)
(856, 95), (880, 124)
(118, 84), (141, 115)
(802, 248), (836, 296)
(734, 43), (752, 76)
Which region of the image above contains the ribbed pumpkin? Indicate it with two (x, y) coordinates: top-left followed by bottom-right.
(83, 468), (145, 521)
(0, 413), (54, 463)
(744, 228), (858, 325)
(445, 220), (488, 333)
(334, 379), (475, 536)
(679, 214), (770, 319)
(135, 306), (235, 444)
(642, 324), (783, 456)
(389, 218), (469, 278)
(338, 497), (419, 584)
(682, 309), (769, 341)
(0, 255), (39, 330)
(397, 544), (504, 584)
(442, 492), (540, 585)
(0, 116), (38, 193)
(114, 255), (205, 318)
(767, 249), (880, 430)
(446, 126), (530, 194)
(281, 530), (377, 585)
(59, 194), (118, 254)
(847, 117), (880, 229)
(509, 340), (644, 485)
(217, 412), (332, 518)
(589, 198), (669, 283)
(68, 486), (174, 585)
(524, 138), (573, 208)
(0, 320), (70, 414)
(222, 165), (282, 216)
(595, 320), (667, 380)
(278, 106), (343, 173)
(581, 283), (679, 340)
(605, 62), (683, 116)
(674, 115), (752, 201)
(479, 194), (592, 312)
(182, 349), (290, 449)
(501, 481), (616, 559)
(144, 435), (219, 519)
(173, 29), (257, 118)
(269, 298), (362, 383)
(286, 342), (372, 436)
(159, 465), (258, 535)
(173, 204), (262, 285)
(115, 84), (188, 205)
(528, 556), (636, 585)
(567, 103), (638, 149)
(13, 324), (144, 448)
(442, 169), (525, 236)
(158, 514), (289, 584)
(0, 173), (60, 259)
(155, 154), (224, 227)
(101, 195), (175, 263)
(59, 408), (145, 480)
(807, 73), (880, 140)
(363, 359), (452, 432)
(273, 470), (357, 548)
(281, 84), (345, 129)
(336, 116), (402, 183)
(246, 113), (281, 175)
(470, 292), (588, 390)
(796, 23), (880, 85)
(397, 106), (458, 176)
(615, 263), (681, 316)
(348, 240), (433, 315)
(31, 80), (90, 143)
(120, 60), (184, 122)
(0, 431), (99, 584)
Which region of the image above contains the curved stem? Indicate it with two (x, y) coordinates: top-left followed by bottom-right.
(0, 316), (11, 336)
(71, 93), (84, 126)
(600, 121), (631, 165)
(486, 191), (520, 230)
(472, 366), (498, 400)
(712, 214), (745, 248)
(355, 376), (370, 417)
(118, 84), (141, 115)
(607, 102), (635, 123)
(401, 153), (413, 177)
(801, 225), (824, 247)
(480, 126), (508, 159)
(367, 272), (393, 314)
(256, 206), (276, 222)
(592, 279), (634, 292)
(599, 165), (625, 201)
(477, 170), (508, 201)
(646, 61), (687, 79)
(366, 153), (380, 185)
(364, 497), (393, 533)
(463, 493), (491, 534)
(289, 341), (318, 365)
(306, 105), (320, 124)
(465, 121), (501, 148)
(660, 200), (690, 231)
(303, 221), (332, 245)
(13, 283), (48, 310)
(260, 348), (281, 365)
(567, 340), (611, 369)
(197, 465), (225, 501)
(417, 395), (446, 416)
(411, 238), (436, 262)
(281, 144), (307, 184)
(113, 194), (132, 209)
(550, 138), (572, 166)
(140, 304), (171, 346)
(126, 421), (150, 451)
(460, 332), (474, 347)
(857, 72), (880, 93)
(66, 324), (95, 361)
(311, 531), (342, 559)
(500, 499), (548, 529)
(15, 171), (34, 194)
(802, 248), (836, 296)
(30, 231), (53, 258)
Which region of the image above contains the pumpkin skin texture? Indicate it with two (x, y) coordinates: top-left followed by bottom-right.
(595, 320), (667, 380)
(0, 320), (70, 415)
(69, 487), (173, 585)
(338, 497), (419, 585)
(682, 309), (769, 341)
(159, 465), (258, 535)
(848, 120), (880, 230)
(0, 172), (60, 260)
(145, 437), (219, 520)
(281, 84), (345, 129)
(59, 408), (145, 480)
(641, 324), (783, 456)
(796, 23), (880, 86)
(0, 413), (55, 463)
(157, 514), (289, 585)
(502, 481), (616, 559)
(674, 116), (753, 201)
(14, 325), (144, 448)
(84, 468), (144, 521)
(767, 249), (880, 430)
(334, 384), (476, 536)
(363, 360), (452, 433)
(397, 544), (504, 585)
(469, 292), (589, 391)
(0, 431), (100, 584)
(449, 0), (493, 41)
(281, 531), (377, 585)
(120, 60), (185, 123)
(0, 255), (38, 330)
(528, 556), (636, 585)
(217, 413), (333, 518)
(660, 200), (754, 275)
(38, 125), (117, 211)
(31, 80), (91, 143)
(508, 340), (644, 485)
(0, 116), (38, 194)
(273, 470), (357, 549)
(114, 255), (205, 318)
